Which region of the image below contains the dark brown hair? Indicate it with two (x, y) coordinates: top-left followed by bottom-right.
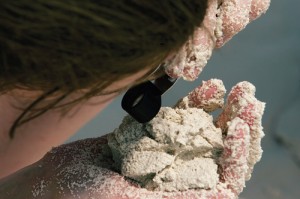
(0, 0), (208, 137)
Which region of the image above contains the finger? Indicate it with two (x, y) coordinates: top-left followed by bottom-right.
(249, 0), (271, 21)
(216, 81), (265, 180)
(218, 117), (250, 197)
(216, 0), (271, 48)
(188, 79), (226, 112)
(216, 81), (255, 131)
(216, 0), (252, 48)
(175, 79), (226, 112)
(164, 0), (218, 81)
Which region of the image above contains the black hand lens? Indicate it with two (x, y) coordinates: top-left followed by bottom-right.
(122, 73), (177, 123)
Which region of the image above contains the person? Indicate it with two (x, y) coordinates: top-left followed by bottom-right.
(0, 0), (270, 198)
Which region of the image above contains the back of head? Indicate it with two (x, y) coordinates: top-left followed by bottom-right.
(0, 0), (208, 92)
(0, 0), (208, 137)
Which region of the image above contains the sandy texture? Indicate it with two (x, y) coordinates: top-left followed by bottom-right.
(25, 79), (265, 198)
(107, 79), (265, 197)
(108, 107), (223, 192)
(164, 0), (271, 80)
(176, 79), (226, 112)
(164, 0), (219, 81)
(216, 81), (265, 180)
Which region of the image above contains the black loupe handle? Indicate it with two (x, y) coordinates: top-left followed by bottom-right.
(121, 81), (162, 123)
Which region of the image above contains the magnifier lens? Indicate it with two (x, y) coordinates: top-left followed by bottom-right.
(132, 94), (144, 107)
(121, 81), (161, 123)
(122, 73), (177, 123)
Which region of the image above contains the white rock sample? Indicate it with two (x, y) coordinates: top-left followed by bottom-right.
(108, 107), (223, 192)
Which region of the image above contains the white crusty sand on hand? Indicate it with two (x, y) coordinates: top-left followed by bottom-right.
(164, 0), (271, 80)
(164, 0), (219, 81)
(176, 79), (226, 112)
(108, 107), (223, 192)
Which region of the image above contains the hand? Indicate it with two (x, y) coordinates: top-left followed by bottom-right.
(0, 79), (265, 199)
(180, 79), (265, 197)
(164, 0), (271, 80)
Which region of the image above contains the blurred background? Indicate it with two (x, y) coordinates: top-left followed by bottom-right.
(67, 1), (300, 198)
